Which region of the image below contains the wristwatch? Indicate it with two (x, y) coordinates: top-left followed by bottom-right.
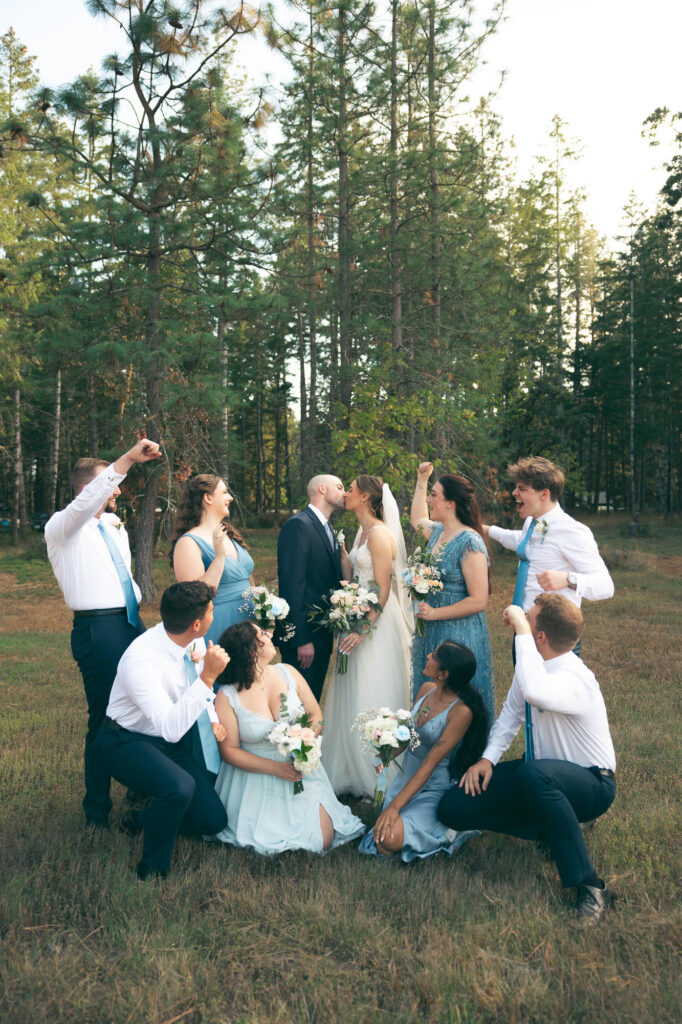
(567, 572), (578, 590)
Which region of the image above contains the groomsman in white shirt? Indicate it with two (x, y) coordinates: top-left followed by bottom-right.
(45, 437), (161, 828)
(483, 457), (613, 653)
(97, 581), (229, 880)
(438, 594), (617, 923)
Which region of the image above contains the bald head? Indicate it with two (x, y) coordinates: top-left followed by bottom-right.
(307, 474), (346, 516)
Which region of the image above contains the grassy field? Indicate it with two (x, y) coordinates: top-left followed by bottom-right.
(1, 516), (680, 1024)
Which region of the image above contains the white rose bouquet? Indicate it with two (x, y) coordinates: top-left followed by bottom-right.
(241, 585), (295, 640)
(401, 546), (444, 636)
(307, 580), (380, 674)
(353, 706), (420, 809)
(268, 694), (322, 794)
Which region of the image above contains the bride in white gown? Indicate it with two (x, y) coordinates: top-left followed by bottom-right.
(322, 475), (413, 798)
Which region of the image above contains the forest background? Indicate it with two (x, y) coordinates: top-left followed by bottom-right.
(1, 0), (680, 599)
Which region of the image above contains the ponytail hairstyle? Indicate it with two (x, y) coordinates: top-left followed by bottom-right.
(169, 473), (247, 566)
(432, 640), (490, 780)
(355, 474), (384, 520)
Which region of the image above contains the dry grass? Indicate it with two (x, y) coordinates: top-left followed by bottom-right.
(0, 516), (680, 1024)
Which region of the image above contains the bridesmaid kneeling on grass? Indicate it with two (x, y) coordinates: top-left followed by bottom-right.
(359, 641), (489, 862)
(210, 621), (364, 855)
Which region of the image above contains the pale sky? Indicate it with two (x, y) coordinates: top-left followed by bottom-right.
(2, 0), (681, 243)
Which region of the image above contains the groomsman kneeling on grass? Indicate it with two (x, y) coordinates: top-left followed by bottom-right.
(437, 594), (616, 924)
(96, 582), (229, 880)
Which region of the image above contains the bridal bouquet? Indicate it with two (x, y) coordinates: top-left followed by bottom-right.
(307, 580), (380, 674)
(241, 586), (295, 640)
(353, 707), (420, 810)
(401, 546), (444, 636)
(268, 698), (322, 795)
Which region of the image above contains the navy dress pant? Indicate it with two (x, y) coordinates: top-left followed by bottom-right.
(96, 724), (227, 876)
(70, 612), (145, 822)
(279, 632), (333, 702)
(438, 758), (615, 887)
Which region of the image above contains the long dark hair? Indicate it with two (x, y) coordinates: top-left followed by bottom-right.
(169, 473), (247, 566)
(215, 620), (265, 691)
(438, 473), (491, 593)
(432, 640), (490, 779)
(355, 474), (384, 520)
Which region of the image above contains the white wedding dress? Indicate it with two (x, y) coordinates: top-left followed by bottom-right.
(322, 525), (412, 798)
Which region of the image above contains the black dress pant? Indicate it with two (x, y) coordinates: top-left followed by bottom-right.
(70, 612), (145, 822)
(279, 632), (333, 702)
(96, 724), (227, 876)
(438, 758), (615, 888)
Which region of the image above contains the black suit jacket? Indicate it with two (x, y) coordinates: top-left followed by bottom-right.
(277, 506), (342, 647)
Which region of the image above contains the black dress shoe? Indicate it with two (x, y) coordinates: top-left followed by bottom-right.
(119, 810), (143, 837)
(576, 884), (614, 924)
(136, 861), (167, 882)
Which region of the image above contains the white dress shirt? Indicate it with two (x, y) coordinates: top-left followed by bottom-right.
(488, 503), (613, 611)
(307, 503), (335, 548)
(45, 465), (142, 611)
(106, 623), (218, 741)
(483, 634), (616, 771)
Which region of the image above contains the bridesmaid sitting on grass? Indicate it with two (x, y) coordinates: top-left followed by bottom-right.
(359, 641), (489, 862)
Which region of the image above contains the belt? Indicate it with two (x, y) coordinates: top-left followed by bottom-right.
(598, 768), (616, 780)
(74, 607), (127, 618)
(104, 716), (128, 732)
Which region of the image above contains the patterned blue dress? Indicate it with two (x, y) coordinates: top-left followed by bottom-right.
(411, 524), (495, 722)
(183, 534), (254, 645)
(358, 687), (479, 862)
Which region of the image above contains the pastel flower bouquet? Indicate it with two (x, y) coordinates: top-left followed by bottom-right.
(353, 706), (420, 809)
(242, 586), (295, 640)
(401, 546), (444, 636)
(307, 580), (380, 674)
(268, 695), (322, 794)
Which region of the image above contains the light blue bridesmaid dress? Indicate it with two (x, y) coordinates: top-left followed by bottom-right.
(411, 523), (495, 722)
(183, 533), (254, 644)
(211, 664), (365, 855)
(358, 687), (478, 862)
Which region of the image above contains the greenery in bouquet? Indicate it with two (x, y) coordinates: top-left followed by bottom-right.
(353, 707), (420, 809)
(241, 585), (295, 640)
(307, 580), (380, 673)
(400, 544), (444, 636)
(268, 693), (323, 794)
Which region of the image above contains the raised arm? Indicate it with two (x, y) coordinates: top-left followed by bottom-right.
(173, 524), (232, 589)
(411, 462), (434, 532)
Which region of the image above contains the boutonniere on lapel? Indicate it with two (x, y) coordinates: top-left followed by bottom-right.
(187, 641), (203, 664)
(333, 529), (345, 549)
(536, 519), (550, 544)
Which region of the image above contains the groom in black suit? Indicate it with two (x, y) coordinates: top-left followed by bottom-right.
(277, 475), (346, 700)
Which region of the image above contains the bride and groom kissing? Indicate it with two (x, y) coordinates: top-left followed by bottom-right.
(277, 472), (412, 797)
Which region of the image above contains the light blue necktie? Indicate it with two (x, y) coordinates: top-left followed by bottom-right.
(97, 521), (139, 627)
(513, 519), (536, 760)
(324, 520), (335, 550)
(183, 652), (221, 773)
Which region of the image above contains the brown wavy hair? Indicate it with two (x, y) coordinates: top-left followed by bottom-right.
(355, 474), (384, 520)
(438, 473), (491, 593)
(169, 473), (247, 566)
(215, 620), (265, 691)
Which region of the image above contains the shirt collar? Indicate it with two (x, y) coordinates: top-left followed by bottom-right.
(543, 649), (576, 671)
(154, 622), (192, 661)
(535, 503), (563, 524)
(307, 503), (329, 527)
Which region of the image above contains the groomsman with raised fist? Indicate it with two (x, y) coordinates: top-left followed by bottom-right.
(45, 437), (161, 829)
(482, 457), (613, 652)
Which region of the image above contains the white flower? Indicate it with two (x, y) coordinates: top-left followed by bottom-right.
(378, 730), (399, 748)
(336, 530), (345, 548)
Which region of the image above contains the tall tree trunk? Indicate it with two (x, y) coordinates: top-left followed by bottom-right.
(306, 7), (318, 475)
(427, 1), (441, 355)
(389, 0), (402, 353)
(134, 213), (162, 601)
(337, 4), (352, 416)
(218, 293), (230, 481)
(49, 368), (62, 514)
(12, 388), (28, 542)
(628, 275), (638, 533)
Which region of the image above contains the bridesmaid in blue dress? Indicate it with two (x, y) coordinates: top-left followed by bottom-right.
(171, 474), (254, 644)
(211, 621), (364, 854)
(359, 641), (489, 862)
(410, 462), (495, 721)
